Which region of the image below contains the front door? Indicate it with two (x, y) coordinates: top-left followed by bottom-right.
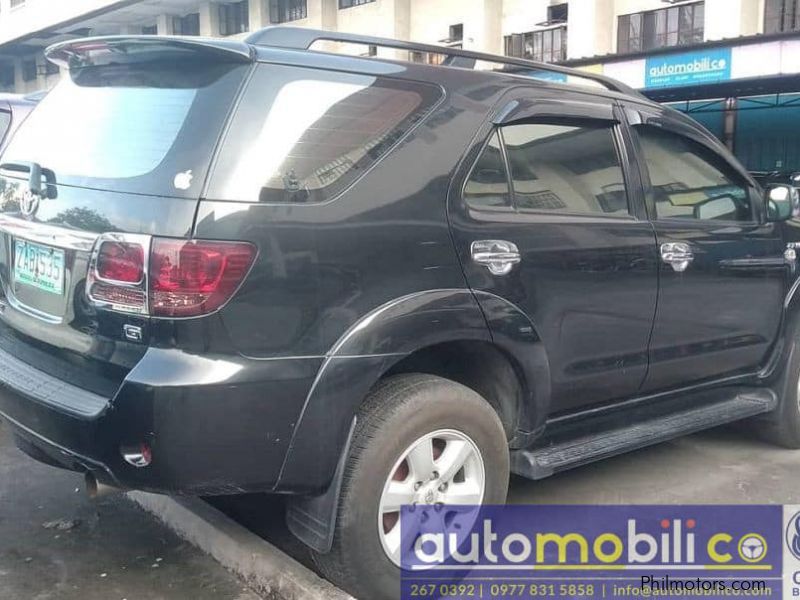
(622, 102), (787, 392)
(449, 91), (659, 413)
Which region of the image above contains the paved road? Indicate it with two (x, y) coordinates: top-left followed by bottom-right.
(214, 423), (800, 577)
(0, 422), (261, 600)
(3, 416), (798, 600)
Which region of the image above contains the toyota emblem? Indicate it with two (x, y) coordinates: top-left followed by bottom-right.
(20, 189), (40, 219)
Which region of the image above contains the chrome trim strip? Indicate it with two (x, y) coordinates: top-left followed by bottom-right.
(0, 214), (98, 252)
(86, 232), (152, 316)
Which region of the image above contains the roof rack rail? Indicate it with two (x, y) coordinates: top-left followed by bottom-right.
(245, 26), (641, 97)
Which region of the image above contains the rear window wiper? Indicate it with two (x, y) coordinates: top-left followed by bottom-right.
(0, 161), (56, 198)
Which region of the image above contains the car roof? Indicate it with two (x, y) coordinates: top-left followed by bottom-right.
(44, 28), (664, 110)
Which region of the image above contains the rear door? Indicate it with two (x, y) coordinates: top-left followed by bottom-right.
(621, 101), (787, 391)
(0, 39), (250, 392)
(449, 89), (659, 413)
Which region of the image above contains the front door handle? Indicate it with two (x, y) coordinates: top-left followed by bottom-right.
(471, 240), (521, 276)
(660, 242), (693, 272)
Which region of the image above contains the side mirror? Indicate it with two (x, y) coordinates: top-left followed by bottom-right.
(767, 184), (794, 222)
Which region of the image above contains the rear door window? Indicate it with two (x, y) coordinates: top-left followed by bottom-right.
(207, 64), (443, 203)
(502, 122), (630, 215)
(2, 59), (249, 198)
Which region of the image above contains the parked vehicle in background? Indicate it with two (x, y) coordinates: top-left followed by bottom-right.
(1, 29), (800, 600)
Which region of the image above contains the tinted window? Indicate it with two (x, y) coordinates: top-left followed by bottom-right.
(463, 132), (511, 210)
(502, 122), (629, 215)
(209, 64), (442, 203)
(3, 59), (248, 198)
(635, 125), (755, 222)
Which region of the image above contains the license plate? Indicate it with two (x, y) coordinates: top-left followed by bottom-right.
(14, 239), (65, 295)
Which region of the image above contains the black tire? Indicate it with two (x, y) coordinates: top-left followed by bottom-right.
(758, 334), (800, 448)
(312, 373), (510, 600)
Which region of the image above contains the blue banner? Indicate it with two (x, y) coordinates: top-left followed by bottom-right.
(645, 48), (732, 89)
(401, 505), (782, 599)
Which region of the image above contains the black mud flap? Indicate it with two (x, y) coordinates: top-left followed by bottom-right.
(285, 418), (356, 554)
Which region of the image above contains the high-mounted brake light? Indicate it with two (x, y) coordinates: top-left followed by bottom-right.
(87, 234), (256, 318)
(149, 239), (256, 318)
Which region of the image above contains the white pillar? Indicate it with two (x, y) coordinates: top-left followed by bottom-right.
(12, 57), (24, 94)
(156, 13), (172, 35)
(199, 2), (221, 37)
(567, 0), (613, 60)
(250, 0), (269, 29)
(476, 0), (503, 54)
(320, 0), (337, 30)
(705, 0), (761, 40)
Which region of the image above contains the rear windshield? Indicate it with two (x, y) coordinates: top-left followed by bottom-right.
(207, 63), (443, 203)
(2, 59), (248, 198)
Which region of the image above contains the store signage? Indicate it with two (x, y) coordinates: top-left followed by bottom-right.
(645, 47), (732, 89)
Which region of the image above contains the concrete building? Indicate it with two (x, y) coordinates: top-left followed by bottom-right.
(0, 0), (799, 171)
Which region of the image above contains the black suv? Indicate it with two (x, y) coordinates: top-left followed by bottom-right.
(1, 28), (799, 600)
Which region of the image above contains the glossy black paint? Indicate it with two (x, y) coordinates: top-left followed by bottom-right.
(449, 90), (660, 413)
(0, 33), (797, 500)
(621, 100), (788, 392)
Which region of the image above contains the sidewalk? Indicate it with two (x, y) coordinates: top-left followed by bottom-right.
(0, 422), (261, 600)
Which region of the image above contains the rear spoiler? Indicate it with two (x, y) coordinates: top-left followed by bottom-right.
(45, 36), (254, 69)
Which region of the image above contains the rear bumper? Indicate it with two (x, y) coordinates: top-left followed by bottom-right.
(0, 346), (322, 495)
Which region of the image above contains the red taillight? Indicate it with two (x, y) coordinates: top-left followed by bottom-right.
(149, 238), (256, 318)
(96, 241), (144, 283)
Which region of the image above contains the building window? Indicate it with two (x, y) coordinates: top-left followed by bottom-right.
(0, 64), (14, 88)
(173, 13), (200, 35)
(617, 1), (704, 54)
(547, 3), (568, 23)
(449, 24), (463, 44)
(504, 27), (567, 63)
(142, 24), (157, 35)
(269, 0), (307, 23)
(219, 1), (249, 36)
(410, 51), (447, 65)
(765, 0), (800, 33)
(339, 0), (375, 9)
(22, 59), (36, 82)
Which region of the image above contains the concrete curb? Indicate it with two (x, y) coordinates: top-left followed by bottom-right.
(128, 492), (354, 600)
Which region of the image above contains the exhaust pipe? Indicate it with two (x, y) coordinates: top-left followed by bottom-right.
(85, 472), (121, 499)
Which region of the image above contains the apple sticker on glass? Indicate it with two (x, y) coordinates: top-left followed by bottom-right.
(174, 170), (193, 190)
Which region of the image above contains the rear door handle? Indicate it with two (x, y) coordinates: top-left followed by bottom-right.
(660, 242), (693, 272)
(471, 240), (521, 276)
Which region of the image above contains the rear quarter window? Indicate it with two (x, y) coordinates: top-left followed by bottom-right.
(207, 63), (442, 203)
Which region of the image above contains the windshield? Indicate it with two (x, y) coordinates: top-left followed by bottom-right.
(3, 59), (249, 198)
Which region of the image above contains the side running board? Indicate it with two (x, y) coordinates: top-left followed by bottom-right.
(511, 389), (776, 480)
